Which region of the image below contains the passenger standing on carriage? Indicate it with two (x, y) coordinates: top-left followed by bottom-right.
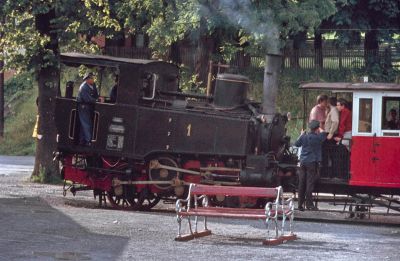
(309, 94), (328, 131)
(335, 98), (352, 148)
(324, 96), (339, 141)
(77, 72), (99, 146)
(295, 120), (326, 211)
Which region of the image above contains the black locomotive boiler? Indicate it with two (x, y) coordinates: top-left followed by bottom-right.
(55, 53), (296, 210)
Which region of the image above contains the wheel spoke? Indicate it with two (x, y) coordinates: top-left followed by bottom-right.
(106, 190), (141, 211)
(138, 189), (160, 211)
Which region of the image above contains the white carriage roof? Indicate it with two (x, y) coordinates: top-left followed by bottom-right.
(300, 82), (400, 92)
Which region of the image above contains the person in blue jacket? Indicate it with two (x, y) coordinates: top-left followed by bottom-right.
(77, 72), (99, 146)
(295, 120), (327, 211)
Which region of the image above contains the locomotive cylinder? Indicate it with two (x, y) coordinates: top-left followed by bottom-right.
(213, 73), (249, 108)
(239, 169), (275, 187)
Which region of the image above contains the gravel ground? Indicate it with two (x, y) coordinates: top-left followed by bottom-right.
(1, 156), (400, 261)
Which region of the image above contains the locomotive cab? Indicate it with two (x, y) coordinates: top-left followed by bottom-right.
(56, 53), (180, 157)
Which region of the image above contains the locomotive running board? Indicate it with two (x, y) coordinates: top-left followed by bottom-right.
(112, 178), (240, 187)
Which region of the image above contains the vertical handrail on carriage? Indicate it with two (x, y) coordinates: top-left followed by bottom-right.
(68, 109), (77, 140)
(91, 111), (100, 142)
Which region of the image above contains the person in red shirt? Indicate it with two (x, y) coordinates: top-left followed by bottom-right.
(334, 98), (352, 149)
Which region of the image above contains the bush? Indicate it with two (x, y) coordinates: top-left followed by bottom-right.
(0, 72), (37, 155)
(4, 72), (35, 100)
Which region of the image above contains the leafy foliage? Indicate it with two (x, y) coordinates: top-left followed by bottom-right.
(86, 0), (336, 57)
(0, 72), (37, 156)
(4, 72), (34, 99)
(0, 0), (105, 72)
(324, 0), (400, 46)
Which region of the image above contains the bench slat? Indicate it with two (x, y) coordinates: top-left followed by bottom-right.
(190, 184), (278, 198)
(180, 210), (266, 219)
(181, 207), (291, 217)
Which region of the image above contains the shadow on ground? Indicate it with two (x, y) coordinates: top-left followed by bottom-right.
(0, 197), (128, 261)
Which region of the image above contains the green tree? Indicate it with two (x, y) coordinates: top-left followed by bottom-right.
(322, 0), (400, 70)
(0, 0), (116, 181)
(88, 0), (336, 114)
(0, 0), (336, 180)
(0, 15), (4, 138)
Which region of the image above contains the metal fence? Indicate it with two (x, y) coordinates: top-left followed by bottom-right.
(105, 42), (400, 74)
(282, 47), (398, 70)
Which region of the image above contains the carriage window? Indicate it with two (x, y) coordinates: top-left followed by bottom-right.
(358, 98), (372, 133)
(381, 97), (400, 130)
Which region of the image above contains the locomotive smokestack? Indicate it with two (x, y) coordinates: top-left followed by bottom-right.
(262, 53), (282, 119)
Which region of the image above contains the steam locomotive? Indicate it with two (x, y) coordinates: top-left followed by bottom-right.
(55, 53), (297, 210)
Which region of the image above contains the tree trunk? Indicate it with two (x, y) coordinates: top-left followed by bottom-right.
(32, 9), (60, 181)
(195, 36), (214, 87)
(170, 41), (182, 65)
(290, 31), (306, 68)
(0, 16), (4, 138)
(0, 60), (4, 138)
(314, 32), (323, 69)
(262, 54), (282, 117)
(364, 31), (379, 69)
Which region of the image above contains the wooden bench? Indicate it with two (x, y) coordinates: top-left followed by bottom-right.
(175, 184), (296, 245)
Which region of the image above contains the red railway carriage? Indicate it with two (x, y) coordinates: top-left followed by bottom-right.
(300, 82), (400, 196)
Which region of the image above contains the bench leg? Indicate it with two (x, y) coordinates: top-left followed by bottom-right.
(175, 215), (194, 239)
(264, 217), (281, 245)
(264, 217), (279, 241)
(288, 211), (294, 235)
(175, 215), (212, 242)
(177, 215), (182, 238)
(274, 219), (279, 238)
(281, 213), (286, 236)
(188, 216), (194, 235)
(195, 216), (198, 233)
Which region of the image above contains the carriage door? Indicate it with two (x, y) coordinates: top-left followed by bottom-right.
(350, 92), (380, 187)
(374, 93), (400, 187)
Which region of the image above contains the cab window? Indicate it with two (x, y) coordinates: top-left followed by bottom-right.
(358, 98), (372, 133)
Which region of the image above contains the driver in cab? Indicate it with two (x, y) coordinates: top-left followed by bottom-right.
(76, 72), (103, 146)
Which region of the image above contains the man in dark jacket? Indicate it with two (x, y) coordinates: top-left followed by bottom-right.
(77, 72), (99, 145)
(295, 120), (327, 211)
